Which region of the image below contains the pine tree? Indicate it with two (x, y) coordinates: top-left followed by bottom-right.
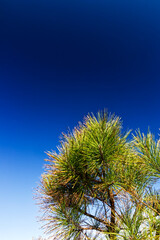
(37, 111), (160, 239)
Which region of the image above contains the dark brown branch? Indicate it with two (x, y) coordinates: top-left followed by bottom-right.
(78, 208), (110, 227)
(108, 188), (116, 239)
(80, 226), (104, 232)
(99, 144), (106, 180)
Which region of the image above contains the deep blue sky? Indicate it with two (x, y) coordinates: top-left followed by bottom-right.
(0, 0), (160, 239)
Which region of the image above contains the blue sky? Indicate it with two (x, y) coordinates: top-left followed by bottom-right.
(0, 0), (160, 239)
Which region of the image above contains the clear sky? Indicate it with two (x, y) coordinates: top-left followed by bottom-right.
(0, 0), (160, 239)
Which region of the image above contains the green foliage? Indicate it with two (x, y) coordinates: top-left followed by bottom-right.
(134, 130), (160, 177)
(37, 111), (160, 239)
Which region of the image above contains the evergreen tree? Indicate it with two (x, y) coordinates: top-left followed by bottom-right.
(37, 112), (160, 239)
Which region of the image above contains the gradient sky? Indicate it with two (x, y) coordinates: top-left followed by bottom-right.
(0, 0), (160, 239)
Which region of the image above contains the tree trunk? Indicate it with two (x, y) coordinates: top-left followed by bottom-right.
(108, 188), (116, 239)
